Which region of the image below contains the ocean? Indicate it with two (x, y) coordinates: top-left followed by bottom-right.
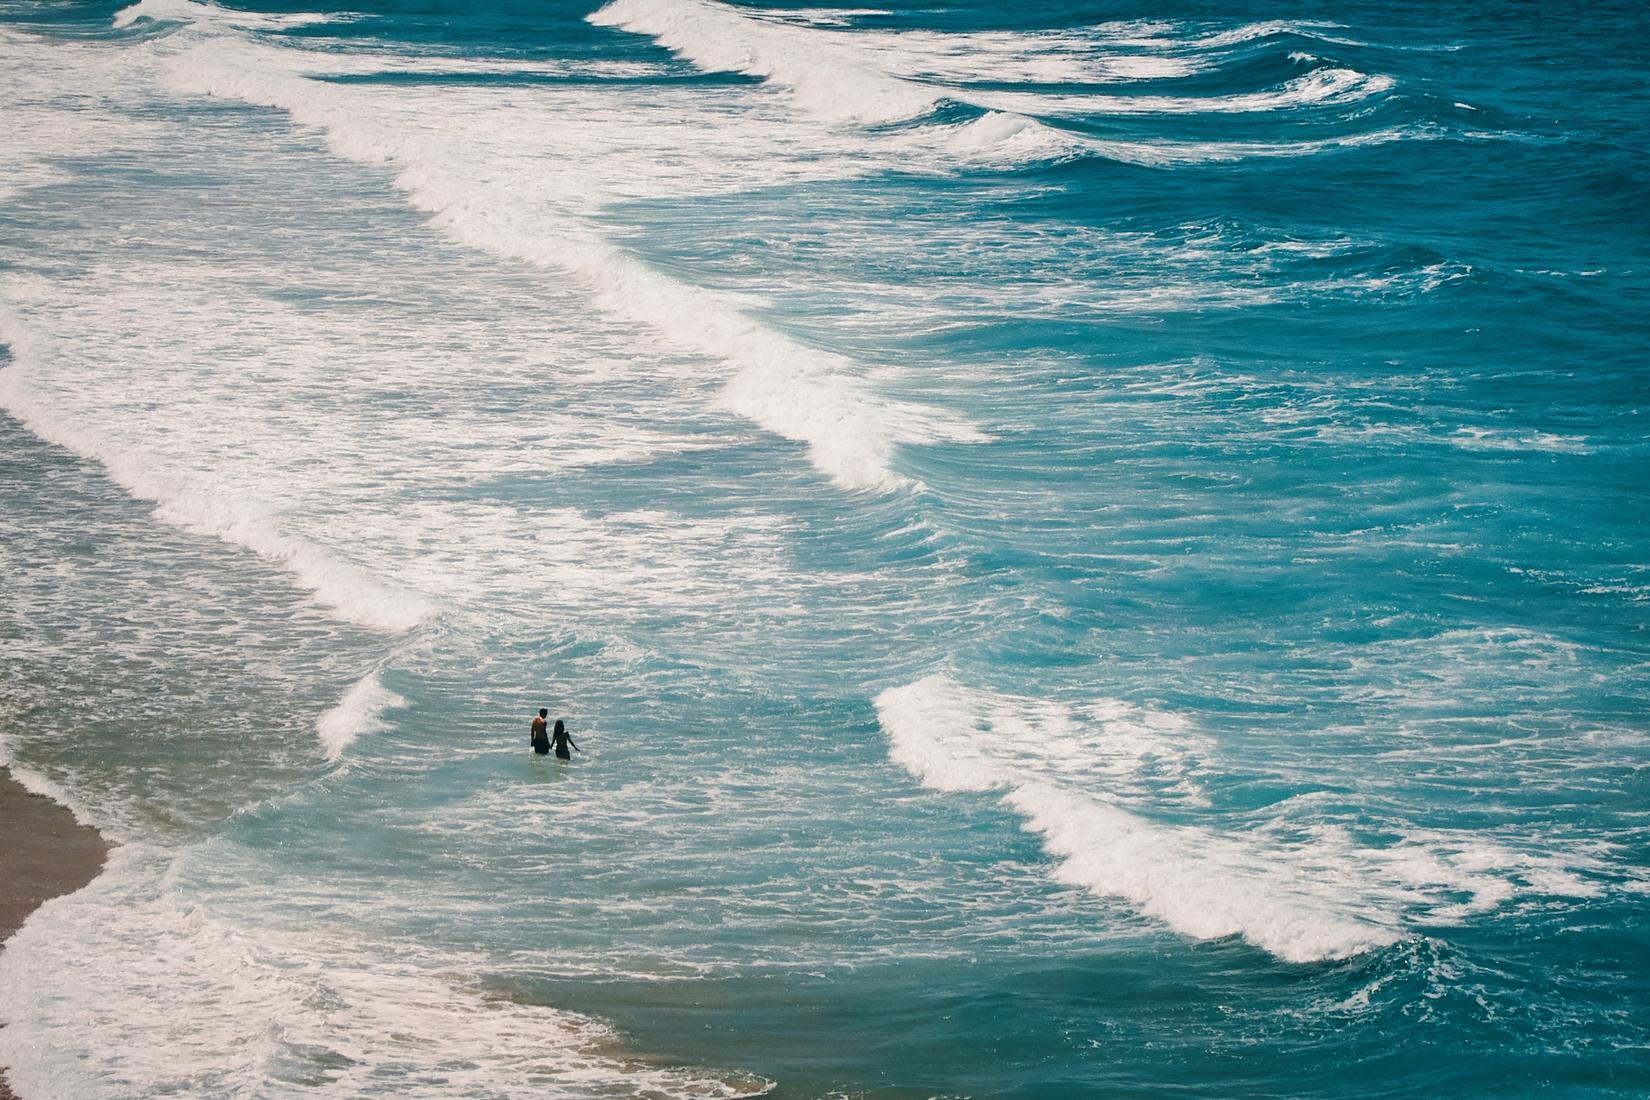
(1, 0), (1647, 1095)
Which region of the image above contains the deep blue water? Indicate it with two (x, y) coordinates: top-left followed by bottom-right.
(1, 0), (1647, 1096)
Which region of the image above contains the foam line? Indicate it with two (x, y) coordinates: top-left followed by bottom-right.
(0, 735), (102, 832)
(315, 670), (407, 761)
(977, 68), (1396, 118)
(113, 0), (342, 30)
(589, 0), (941, 124)
(876, 674), (1613, 961)
(128, 14), (984, 491)
(875, 675), (1396, 962)
(0, 846), (774, 1097)
(589, 0), (1399, 169)
(1091, 19), (1364, 51)
(1006, 782), (1396, 962)
(0, 310), (434, 633)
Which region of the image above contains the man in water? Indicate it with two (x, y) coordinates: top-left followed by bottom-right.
(549, 719), (578, 761)
(530, 708), (550, 755)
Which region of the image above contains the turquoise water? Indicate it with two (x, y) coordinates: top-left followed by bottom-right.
(1, 0), (1647, 1096)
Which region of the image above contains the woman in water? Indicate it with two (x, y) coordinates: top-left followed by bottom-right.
(549, 719), (578, 761)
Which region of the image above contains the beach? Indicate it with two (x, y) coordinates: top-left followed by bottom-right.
(0, 769), (108, 1100)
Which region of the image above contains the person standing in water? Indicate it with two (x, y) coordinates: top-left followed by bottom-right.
(549, 719), (578, 761)
(530, 709), (550, 756)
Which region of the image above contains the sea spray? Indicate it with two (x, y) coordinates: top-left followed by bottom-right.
(315, 669), (406, 761)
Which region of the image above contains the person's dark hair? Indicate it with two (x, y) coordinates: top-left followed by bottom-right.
(553, 720), (566, 735)
(539, 708), (548, 718)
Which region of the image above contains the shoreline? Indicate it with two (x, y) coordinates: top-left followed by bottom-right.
(0, 766), (110, 1100)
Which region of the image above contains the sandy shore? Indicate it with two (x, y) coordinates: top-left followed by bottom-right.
(0, 767), (110, 1100)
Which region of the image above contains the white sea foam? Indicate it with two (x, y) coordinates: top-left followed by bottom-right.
(1066, 126), (1427, 168)
(114, 0), (345, 30)
(942, 111), (1052, 157)
(315, 670), (406, 761)
(0, 27), (180, 207)
(918, 111), (1431, 172)
(977, 68), (1396, 119)
(0, 162), (73, 205)
(1, 229), (812, 647)
(589, 0), (941, 124)
(125, 15), (985, 491)
(596, 5), (1221, 92)
(0, 308), (435, 633)
(876, 673), (1210, 803)
(1092, 19), (1363, 51)
(875, 675), (1396, 961)
(1450, 426), (1591, 454)
(849, 27), (1208, 84)
(1005, 782), (1397, 962)
(587, 0), (1401, 171)
(1310, 421), (1590, 455)
(0, 846), (771, 1098)
(771, 8), (889, 29)
(0, 735), (102, 832)
(876, 674), (1611, 963)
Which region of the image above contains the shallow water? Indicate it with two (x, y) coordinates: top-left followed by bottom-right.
(1, 0), (1647, 1095)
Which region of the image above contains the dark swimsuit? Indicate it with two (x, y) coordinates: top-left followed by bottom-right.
(551, 729), (572, 760)
(531, 719), (549, 755)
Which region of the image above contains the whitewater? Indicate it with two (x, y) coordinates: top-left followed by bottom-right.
(1, 0), (1646, 1096)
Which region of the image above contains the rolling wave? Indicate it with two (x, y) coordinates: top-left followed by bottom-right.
(588, 0), (1431, 170)
(0, 307), (435, 633)
(112, 1), (984, 492)
(876, 674), (1611, 963)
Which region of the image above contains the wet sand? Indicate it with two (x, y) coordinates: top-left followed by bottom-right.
(0, 768), (110, 1100)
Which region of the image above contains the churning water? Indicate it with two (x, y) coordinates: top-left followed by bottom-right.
(1, 0), (1647, 1095)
